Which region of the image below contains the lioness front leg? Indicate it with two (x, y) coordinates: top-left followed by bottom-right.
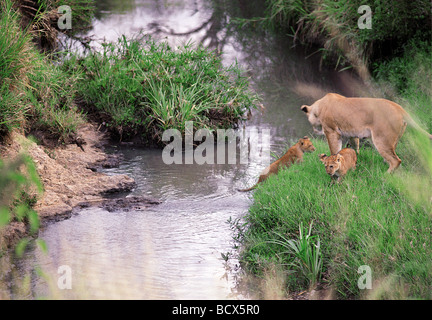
(325, 131), (342, 155)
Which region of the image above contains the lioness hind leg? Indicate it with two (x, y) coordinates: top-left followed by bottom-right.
(349, 137), (360, 154)
(371, 134), (401, 173)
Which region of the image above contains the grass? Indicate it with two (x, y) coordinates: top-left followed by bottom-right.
(0, 0), (86, 143)
(238, 42), (432, 299)
(0, 0), (34, 135)
(239, 136), (432, 299)
(267, 221), (323, 289)
(63, 34), (260, 145)
(17, 0), (94, 52)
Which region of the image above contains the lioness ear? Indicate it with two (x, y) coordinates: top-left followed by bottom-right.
(301, 105), (310, 113)
(319, 154), (327, 162)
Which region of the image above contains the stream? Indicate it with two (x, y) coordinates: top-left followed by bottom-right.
(6, 0), (355, 299)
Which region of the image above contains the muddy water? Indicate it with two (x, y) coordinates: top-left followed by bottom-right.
(8, 0), (353, 299)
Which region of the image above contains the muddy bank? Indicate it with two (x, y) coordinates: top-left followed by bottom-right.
(0, 123), (159, 249)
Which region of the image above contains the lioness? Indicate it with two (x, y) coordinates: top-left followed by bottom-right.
(301, 93), (432, 173)
(319, 148), (357, 182)
(239, 136), (316, 192)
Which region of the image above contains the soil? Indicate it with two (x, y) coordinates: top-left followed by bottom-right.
(0, 123), (160, 249)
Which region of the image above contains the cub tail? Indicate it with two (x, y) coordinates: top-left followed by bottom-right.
(237, 184), (257, 192)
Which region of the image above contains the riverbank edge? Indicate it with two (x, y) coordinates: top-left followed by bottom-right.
(0, 122), (160, 250)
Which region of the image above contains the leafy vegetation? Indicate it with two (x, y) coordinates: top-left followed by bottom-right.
(63, 35), (260, 144)
(0, 155), (43, 250)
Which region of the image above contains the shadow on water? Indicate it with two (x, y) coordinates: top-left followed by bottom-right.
(4, 0), (368, 299)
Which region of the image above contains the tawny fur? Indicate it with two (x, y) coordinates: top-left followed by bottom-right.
(301, 93), (432, 173)
(239, 136), (316, 192)
(319, 148), (357, 182)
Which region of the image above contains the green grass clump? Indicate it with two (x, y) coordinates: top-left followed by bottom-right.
(0, 155), (43, 252)
(0, 0), (85, 142)
(25, 55), (85, 140)
(240, 137), (432, 299)
(64, 35), (259, 144)
(0, 0), (34, 135)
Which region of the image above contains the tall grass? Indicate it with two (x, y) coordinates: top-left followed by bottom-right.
(0, 0), (85, 142)
(16, 0), (94, 51)
(267, 221), (323, 289)
(0, 0), (34, 135)
(64, 35), (260, 144)
(242, 0), (431, 79)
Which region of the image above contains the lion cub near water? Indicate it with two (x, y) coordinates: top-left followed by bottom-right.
(239, 136), (316, 192)
(319, 148), (357, 182)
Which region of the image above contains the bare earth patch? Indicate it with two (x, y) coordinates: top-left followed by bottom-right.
(0, 123), (158, 247)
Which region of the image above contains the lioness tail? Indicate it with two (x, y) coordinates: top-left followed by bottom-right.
(404, 112), (432, 140)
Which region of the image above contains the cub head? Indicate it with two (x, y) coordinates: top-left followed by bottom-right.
(299, 136), (316, 153)
(319, 153), (341, 176)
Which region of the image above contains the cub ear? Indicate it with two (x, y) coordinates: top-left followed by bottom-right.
(336, 154), (341, 162)
(301, 105), (310, 113)
(319, 154), (327, 162)
(303, 136), (309, 140)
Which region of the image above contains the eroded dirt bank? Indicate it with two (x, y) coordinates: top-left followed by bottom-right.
(0, 123), (159, 248)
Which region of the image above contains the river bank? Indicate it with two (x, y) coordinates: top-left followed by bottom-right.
(0, 123), (164, 250)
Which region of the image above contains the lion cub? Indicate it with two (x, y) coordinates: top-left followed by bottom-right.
(239, 136), (316, 192)
(319, 148), (357, 182)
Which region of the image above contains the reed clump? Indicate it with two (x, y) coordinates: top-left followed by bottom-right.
(64, 35), (260, 145)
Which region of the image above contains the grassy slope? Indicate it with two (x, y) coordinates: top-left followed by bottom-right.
(241, 137), (431, 299)
(239, 43), (432, 299)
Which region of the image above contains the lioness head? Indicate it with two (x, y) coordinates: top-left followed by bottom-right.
(299, 136), (316, 153)
(319, 153), (341, 176)
(301, 105), (323, 135)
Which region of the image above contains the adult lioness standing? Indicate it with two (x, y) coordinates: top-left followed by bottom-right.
(301, 93), (432, 173)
